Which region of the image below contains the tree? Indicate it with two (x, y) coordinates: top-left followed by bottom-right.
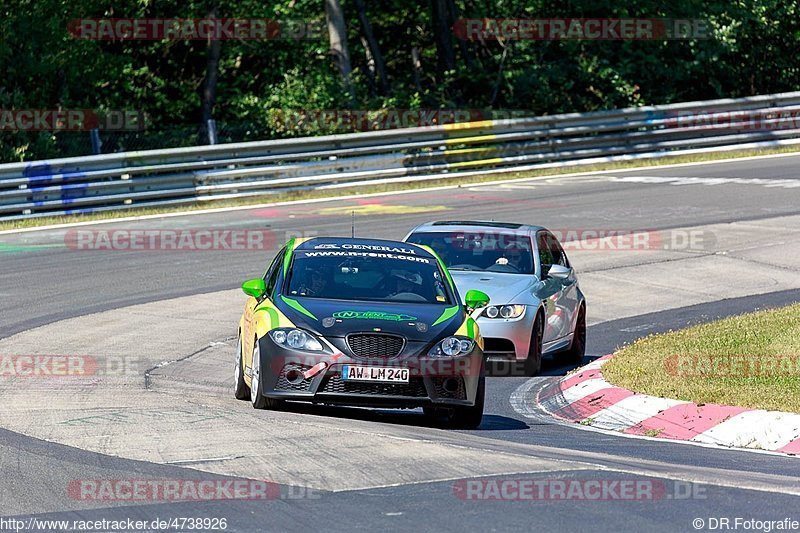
(430, 0), (456, 74)
(324, 0), (354, 103)
(354, 0), (389, 96)
(201, 2), (222, 143)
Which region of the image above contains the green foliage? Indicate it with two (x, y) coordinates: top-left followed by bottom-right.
(1, 0), (799, 161)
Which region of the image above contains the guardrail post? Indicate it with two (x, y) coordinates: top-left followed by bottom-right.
(207, 119), (218, 145)
(89, 129), (102, 154)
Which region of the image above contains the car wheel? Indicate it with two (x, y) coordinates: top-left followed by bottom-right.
(564, 305), (586, 365)
(250, 337), (283, 410)
(234, 332), (250, 400)
(425, 368), (485, 430)
(523, 313), (544, 376)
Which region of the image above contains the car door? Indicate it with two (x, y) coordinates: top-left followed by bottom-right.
(536, 232), (562, 343)
(242, 248), (284, 375)
(543, 231), (577, 340)
(536, 231), (575, 342)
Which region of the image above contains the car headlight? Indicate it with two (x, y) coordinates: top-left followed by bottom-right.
(428, 336), (475, 357)
(483, 305), (525, 319)
(269, 328), (324, 351)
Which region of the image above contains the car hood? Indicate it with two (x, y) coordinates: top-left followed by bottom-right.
(450, 271), (539, 305)
(275, 296), (464, 341)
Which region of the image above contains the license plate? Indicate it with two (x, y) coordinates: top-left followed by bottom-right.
(341, 365), (409, 383)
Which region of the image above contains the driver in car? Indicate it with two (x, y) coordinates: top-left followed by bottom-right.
(295, 267), (330, 296)
(389, 270), (424, 297)
(495, 246), (532, 272)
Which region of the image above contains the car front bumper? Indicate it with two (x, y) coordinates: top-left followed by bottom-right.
(476, 306), (537, 361)
(254, 337), (484, 408)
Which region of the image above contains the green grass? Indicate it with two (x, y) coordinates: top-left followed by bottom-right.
(602, 303), (800, 413)
(3, 144), (800, 231)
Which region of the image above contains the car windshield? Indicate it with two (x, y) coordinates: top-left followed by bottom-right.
(285, 249), (452, 304)
(407, 231), (535, 275)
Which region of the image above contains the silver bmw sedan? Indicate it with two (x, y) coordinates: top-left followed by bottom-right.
(405, 221), (586, 375)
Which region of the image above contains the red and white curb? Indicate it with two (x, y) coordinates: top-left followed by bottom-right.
(537, 355), (800, 455)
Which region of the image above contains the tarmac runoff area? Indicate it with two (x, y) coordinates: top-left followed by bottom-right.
(0, 213), (798, 496)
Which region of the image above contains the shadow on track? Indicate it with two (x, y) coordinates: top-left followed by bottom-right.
(486, 354), (600, 378)
(271, 400), (529, 431)
(256, 355), (605, 431)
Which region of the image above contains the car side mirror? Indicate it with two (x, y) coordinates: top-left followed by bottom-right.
(464, 289), (490, 311)
(547, 264), (572, 280)
(242, 278), (266, 299)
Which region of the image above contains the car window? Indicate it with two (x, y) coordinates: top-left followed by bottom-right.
(264, 246), (286, 298)
(285, 248), (451, 304)
(537, 233), (555, 269)
(545, 232), (568, 267)
(556, 240), (570, 267)
(407, 231), (534, 274)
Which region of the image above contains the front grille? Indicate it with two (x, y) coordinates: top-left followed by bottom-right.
(483, 337), (517, 359)
(320, 375), (427, 397)
(346, 333), (405, 358)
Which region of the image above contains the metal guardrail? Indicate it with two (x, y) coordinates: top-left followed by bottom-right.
(3, 91), (800, 220)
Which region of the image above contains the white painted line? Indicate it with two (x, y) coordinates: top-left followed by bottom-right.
(618, 323), (658, 333)
(466, 186), (510, 192)
(491, 183), (541, 190)
(692, 410), (800, 450)
(165, 456), (240, 465)
(3, 150), (800, 235)
(589, 395), (687, 431)
(536, 395), (567, 415)
(610, 176), (800, 189)
(509, 378), (546, 419)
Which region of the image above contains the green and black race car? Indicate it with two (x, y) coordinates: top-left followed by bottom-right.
(235, 236), (490, 428)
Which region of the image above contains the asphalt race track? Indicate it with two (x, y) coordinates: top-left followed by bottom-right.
(1, 153), (800, 532)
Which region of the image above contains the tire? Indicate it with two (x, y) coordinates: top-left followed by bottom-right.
(523, 313), (544, 376)
(234, 333), (250, 400)
(250, 337), (284, 410)
(563, 305), (586, 365)
(424, 367), (486, 430)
